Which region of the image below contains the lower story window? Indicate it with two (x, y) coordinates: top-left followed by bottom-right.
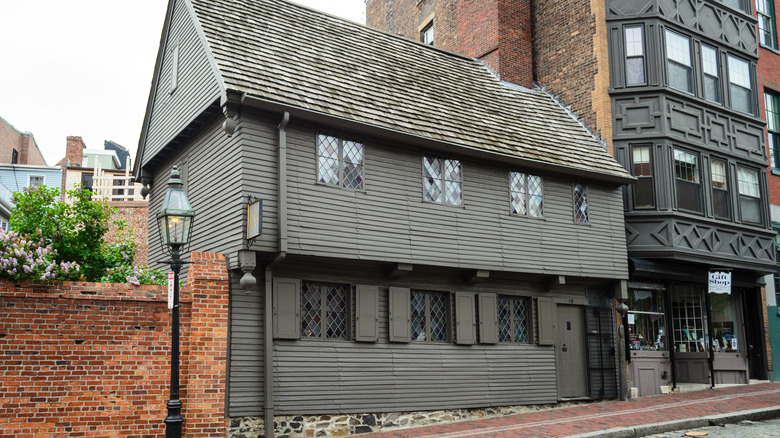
(498, 296), (530, 343)
(301, 282), (348, 339)
(671, 284), (706, 353)
(710, 290), (739, 353)
(411, 290), (448, 342)
(627, 287), (666, 351)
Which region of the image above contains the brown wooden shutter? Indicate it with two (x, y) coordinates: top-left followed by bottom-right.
(455, 292), (476, 345)
(388, 287), (410, 343)
(537, 296), (555, 345)
(478, 293), (499, 344)
(355, 284), (379, 342)
(273, 277), (301, 339)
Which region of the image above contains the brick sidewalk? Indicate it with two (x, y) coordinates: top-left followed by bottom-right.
(360, 382), (780, 437)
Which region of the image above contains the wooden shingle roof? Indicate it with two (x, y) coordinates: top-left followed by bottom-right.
(190, 0), (633, 182)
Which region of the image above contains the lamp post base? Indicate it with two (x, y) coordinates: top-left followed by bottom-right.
(165, 398), (183, 437)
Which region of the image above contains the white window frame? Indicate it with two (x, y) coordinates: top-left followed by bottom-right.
(27, 175), (45, 188)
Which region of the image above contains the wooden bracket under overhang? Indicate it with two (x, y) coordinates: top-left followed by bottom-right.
(387, 263), (413, 278)
(465, 269), (489, 284)
(546, 275), (566, 291)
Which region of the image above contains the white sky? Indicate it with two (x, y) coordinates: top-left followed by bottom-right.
(0, 0), (365, 166)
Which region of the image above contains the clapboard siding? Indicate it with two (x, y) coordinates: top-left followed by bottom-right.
(228, 269), (264, 417)
(279, 119), (627, 279)
(272, 286), (557, 415)
(142, 0), (222, 166)
(147, 117), (246, 268)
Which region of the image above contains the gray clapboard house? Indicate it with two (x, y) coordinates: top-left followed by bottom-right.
(134, 0), (635, 430)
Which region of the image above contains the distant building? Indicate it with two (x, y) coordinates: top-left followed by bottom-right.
(0, 115), (48, 166)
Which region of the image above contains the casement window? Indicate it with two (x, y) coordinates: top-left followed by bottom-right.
(757, 0), (777, 48)
(573, 182), (589, 224)
(509, 171), (543, 217)
(498, 296), (530, 343)
(624, 26), (646, 86)
(421, 21), (434, 45)
(728, 55), (753, 114)
(28, 175), (44, 188)
(423, 155), (462, 206)
(711, 159), (731, 220)
(674, 148), (702, 213)
(317, 134), (364, 190)
(665, 29), (693, 93)
(701, 44), (721, 103)
(766, 91), (780, 169)
(737, 166), (762, 224)
(411, 290), (448, 342)
(300, 282), (349, 339)
(630, 145), (654, 208)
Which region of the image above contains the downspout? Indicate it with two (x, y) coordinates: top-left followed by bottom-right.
(264, 111), (289, 438)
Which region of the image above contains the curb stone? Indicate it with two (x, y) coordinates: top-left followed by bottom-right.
(565, 407), (780, 438)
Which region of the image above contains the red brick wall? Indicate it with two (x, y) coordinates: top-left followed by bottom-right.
(757, 2), (780, 207)
(0, 251), (228, 438)
(367, 0), (457, 49)
(0, 118), (46, 165)
(65, 136), (85, 167)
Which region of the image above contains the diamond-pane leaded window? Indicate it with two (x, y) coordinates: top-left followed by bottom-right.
(498, 296), (530, 343)
(423, 155), (462, 206)
(573, 182), (589, 224)
(301, 282), (348, 339)
(411, 290), (448, 342)
(317, 134), (364, 190)
(510, 172), (543, 217)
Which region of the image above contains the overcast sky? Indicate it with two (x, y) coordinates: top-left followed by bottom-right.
(0, 0), (365, 166)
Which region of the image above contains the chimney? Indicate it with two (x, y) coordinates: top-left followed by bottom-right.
(66, 136), (85, 167)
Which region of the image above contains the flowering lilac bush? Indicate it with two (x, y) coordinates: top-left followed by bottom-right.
(100, 265), (167, 286)
(0, 229), (80, 281)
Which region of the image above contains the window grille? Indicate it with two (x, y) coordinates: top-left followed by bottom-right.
(671, 284), (707, 353)
(301, 282), (348, 339)
(510, 172), (543, 217)
(423, 155), (462, 206)
(498, 296), (530, 343)
(573, 182), (589, 224)
(665, 29), (693, 93)
(317, 134), (364, 190)
(411, 290), (448, 342)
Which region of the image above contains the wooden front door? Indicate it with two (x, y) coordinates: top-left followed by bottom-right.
(556, 305), (588, 399)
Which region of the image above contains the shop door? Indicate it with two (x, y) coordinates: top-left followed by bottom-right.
(556, 305), (588, 399)
(743, 287), (767, 380)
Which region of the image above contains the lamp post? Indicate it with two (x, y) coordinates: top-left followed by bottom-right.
(157, 166), (195, 438)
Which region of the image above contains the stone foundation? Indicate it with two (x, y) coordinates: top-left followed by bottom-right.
(227, 402), (586, 438)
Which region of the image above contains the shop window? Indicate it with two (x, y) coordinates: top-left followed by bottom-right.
(671, 284), (707, 353)
(674, 148), (702, 213)
(701, 44), (721, 103)
(737, 166), (762, 224)
(665, 29), (693, 93)
(757, 0), (777, 48)
(624, 26), (646, 86)
(630, 145), (654, 208)
(711, 159), (730, 220)
(709, 290), (740, 353)
(627, 288), (667, 351)
(766, 91), (780, 170)
(728, 55), (753, 114)
(509, 171), (543, 217)
(317, 134), (364, 190)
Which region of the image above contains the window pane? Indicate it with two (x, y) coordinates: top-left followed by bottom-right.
(674, 149), (699, 183)
(509, 172), (527, 215)
(625, 27), (644, 56)
(527, 175), (543, 217)
(626, 58), (646, 85)
(423, 156), (442, 202)
(444, 159), (462, 206)
(710, 292), (739, 352)
(301, 283), (322, 338)
(574, 182), (589, 224)
(627, 288), (667, 351)
(722, 0), (746, 11)
(317, 134), (340, 186)
(671, 284), (707, 353)
(738, 167), (761, 224)
(513, 298), (529, 343)
(702, 45), (720, 102)
(728, 55), (752, 113)
(324, 285), (347, 339)
(342, 140), (364, 190)
(737, 167), (759, 197)
(498, 297), (512, 342)
(666, 30), (692, 93)
(429, 292), (447, 342)
(634, 178), (654, 208)
(711, 160), (729, 219)
(411, 291), (426, 341)
(625, 26), (645, 86)
(632, 146), (651, 176)
(711, 160), (727, 189)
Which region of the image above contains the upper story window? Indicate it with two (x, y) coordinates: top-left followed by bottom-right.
(665, 29), (693, 93)
(624, 26), (646, 86)
(411, 290), (448, 342)
(573, 182), (589, 224)
(301, 282), (348, 340)
(631, 145), (654, 208)
(509, 172), (543, 217)
(11, 149), (18, 165)
(727, 55), (753, 114)
(423, 156), (462, 206)
(317, 134), (364, 190)
(757, 0), (777, 48)
(766, 91), (780, 169)
(421, 21), (434, 45)
(498, 296), (530, 343)
(674, 148), (702, 213)
(711, 159), (730, 220)
(722, 0), (749, 12)
(28, 175), (44, 188)
(701, 44), (721, 103)
(737, 166), (762, 224)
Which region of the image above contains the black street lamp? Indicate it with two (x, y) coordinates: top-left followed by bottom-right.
(157, 166), (195, 438)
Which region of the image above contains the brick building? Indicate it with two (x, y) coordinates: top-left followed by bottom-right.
(0, 115), (47, 166)
(368, 0), (776, 395)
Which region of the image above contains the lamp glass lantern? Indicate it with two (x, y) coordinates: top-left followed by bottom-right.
(156, 166), (195, 255)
